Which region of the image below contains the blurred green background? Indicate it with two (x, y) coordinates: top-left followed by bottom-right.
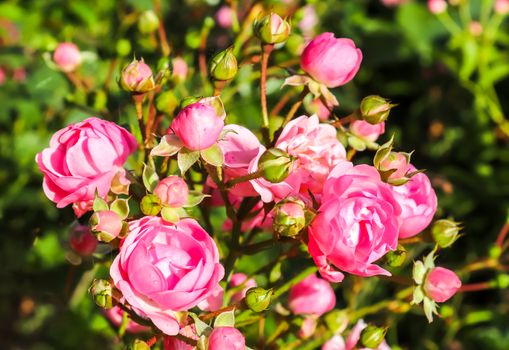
(1, 0), (509, 349)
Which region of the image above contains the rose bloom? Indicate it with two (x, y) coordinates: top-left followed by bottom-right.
(154, 176), (189, 208)
(345, 320), (391, 350)
(349, 120), (385, 143)
(208, 327), (245, 350)
(69, 224), (97, 256)
(289, 274), (336, 316)
(103, 306), (149, 333)
(171, 101), (225, 151)
(308, 163), (401, 282)
(35, 117), (137, 217)
(53, 42), (81, 72)
(301, 33), (363, 88)
(197, 284), (224, 312)
(110, 217), (224, 335)
(230, 273), (257, 303)
(216, 5), (233, 28)
(391, 165), (437, 238)
(424, 267), (461, 302)
(164, 325), (198, 350)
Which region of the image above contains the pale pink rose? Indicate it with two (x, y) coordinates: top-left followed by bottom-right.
(69, 224), (97, 256)
(301, 33), (363, 88)
(208, 327), (245, 350)
(164, 325), (198, 350)
(110, 217), (224, 335)
(424, 267), (461, 302)
(53, 42), (81, 72)
(309, 98), (332, 121)
(346, 320), (391, 350)
(121, 60), (153, 89)
(391, 165), (437, 238)
(0, 67), (6, 85)
(298, 6), (319, 37)
(154, 176), (189, 208)
(230, 273), (257, 303)
(172, 57), (188, 81)
(289, 274), (336, 316)
(103, 306), (149, 333)
(428, 0), (447, 14)
(218, 124), (264, 197)
(197, 284), (224, 311)
(322, 335), (346, 350)
(308, 163), (401, 282)
(171, 101), (225, 151)
(380, 0), (408, 6)
(350, 120), (385, 142)
(299, 315), (318, 339)
(91, 210), (123, 240)
(495, 0), (509, 14)
(35, 117), (137, 217)
(216, 6), (233, 28)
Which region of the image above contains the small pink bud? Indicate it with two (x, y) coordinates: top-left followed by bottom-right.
(172, 57), (188, 81)
(69, 225), (98, 256)
(350, 120), (385, 142)
(299, 316), (317, 339)
(428, 0), (447, 14)
(120, 59), (154, 93)
(208, 327), (245, 350)
(0, 68), (6, 85)
(424, 267), (461, 302)
(230, 273), (257, 302)
(379, 152), (409, 180)
(53, 42), (82, 72)
(12, 68), (26, 82)
(154, 176), (189, 208)
(289, 274), (336, 316)
(91, 210), (123, 242)
(469, 21), (483, 36)
(495, 0), (509, 14)
(309, 98), (331, 121)
(216, 6), (233, 29)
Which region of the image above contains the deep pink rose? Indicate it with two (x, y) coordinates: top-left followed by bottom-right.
(350, 120), (385, 142)
(208, 327), (245, 350)
(428, 0), (447, 14)
(424, 267), (461, 302)
(171, 101), (225, 151)
(289, 274), (336, 316)
(392, 165), (437, 238)
(69, 224), (97, 256)
(164, 325), (198, 350)
(230, 273), (257, 303)
(216, 6), (233, 28)
(154, 176), (189, 208)
(346, 320), (391, 350)
(322, 335), (346, 350)
(103, 306), (149, 333)
(308, 163), (401, 282)
(110, 217), (224, 335)
(35, 117), (137, 217)
(53, 42), (81, 72)
(301, 33), (363, 88)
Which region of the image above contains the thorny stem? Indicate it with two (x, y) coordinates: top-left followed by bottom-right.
(260, 44), (275, 145)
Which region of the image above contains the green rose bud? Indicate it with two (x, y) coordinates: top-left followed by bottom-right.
(140, 194), (162, 216)
(431, 219), (462, 248)
(359, 95), (395, 125)
(253, 12), (291, 45)
(244, 287), (273, 312)
(360, 324), (387, 349)
(272, 198), (306, 238)
(258, 148), (294, 183)
(385, 244), (407, 267)
(209, 47), (238, 81)
(89, 279), (115, 309)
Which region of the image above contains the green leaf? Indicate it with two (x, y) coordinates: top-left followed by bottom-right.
(110, 198), (129, 219)
(178, 149), (200, 174)
(214, 310), (235, 328)
(183, 191), (211, 208)
(93, 196), (109, 212)
(200, 144), (224, 167)
(161, 207), (180, 223)
(412, 261), (426, 285)
(150, 134), (183, 157)
(142, 163), (159, 192)
(189, 313), (212, 337)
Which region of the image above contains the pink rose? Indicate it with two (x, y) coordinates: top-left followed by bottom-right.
(110, 217), (224, 335)
(103, 306), (149, 333)
(164, 325), (198, 350)
(154, 176), (189, 208)
(322, 335), (346, 350)
(171, 101), (225, 151)
(230, 273), (257, 303)
(91, 210), (123, 242)
(208, 327), (245, 350)
(379, 152), (409, 180)
(391, 165), (437, 238)
(172, 57), (189, 81)
(197, 284), (224, 311)
(301, 33), (363, 88)
(309, 98), (332, 121)
(349, 120), (385, 142)
(299, 316), (318, 339)
(428, 0), (447, 14)
(298, 6), (319, 37)
(495, 0), (509, 14)
(216, 6), (233, 28)
(35, 117), (137, 217)
(308, 163), (401, 282)
(289, 274), (336, 316)
(69, 225), (97, 256)
(53, 42), (81, 72)
(424, 267), (461, 302)
(121, 59), (153, 90)
(346, 320), (391, 350)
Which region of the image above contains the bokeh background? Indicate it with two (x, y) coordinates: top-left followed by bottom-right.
(1, 0), (509, 349)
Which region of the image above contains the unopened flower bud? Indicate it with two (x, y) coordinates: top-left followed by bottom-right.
(130, 339), (150, 350)
(273, 198), (306, 238)
(89, 279), (115, 309)
(428, 0), (447, 14)
(119, 58), (155, 93)
(360, 324), (387, 349)
(431, 219), (461, 248)
(140, 194), (162, 216)
(359, 95), (395, 125)
(154, 176), (189, 208)
(90, 210), (123, 243)
(69, 224), (98, 256)
(53, 42), (82, 72)
(258, 148), (294, 183)
(253, 13), (291, 44)
(138, 10), (160, 34)
(244, 287), (273, 312)
(209, 47), (238, 81)
(385, 244), (407, 267)
(424, 267), (461, 302)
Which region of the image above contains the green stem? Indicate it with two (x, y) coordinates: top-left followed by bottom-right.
(225, 169), (264, 188)
(260, 44), (274, 145)
(273, 266), (317, 299)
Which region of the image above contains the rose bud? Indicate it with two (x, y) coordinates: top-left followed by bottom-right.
(496, 0), (509, 14)
(253, 12), (291, 44)
(153, 176), (189, 208)
(360, 324), (388, 349)
(119, 58), (155, 93)
(208, 327), (246, 350)
(289, 274), (336, 316)
(359, 95), (394, 125)
(428, 0), (447, 14)
(272, 198), (306, 238)
(69, 224), (98, 256)
(230, 273), (257, 303)
(209, 47), (238, 81)
(350, 120), (385, 143)
(301, 33), (362, 88)
(299, 316), (318, 339)
(0, 68), (5, 85)
(172, 57), (188, 82)
(89, 279), (115, 309)
(257, 148), (294, 183)
(171, 100), (225, 151)
(90, 210), (123, 243)
(424, 267), (462, 302)
(244, 287), (273, 312)
(53, 42), (82, 72)
(346, 320), (391, 350)
(216, 6), (233, 29)
(431, 219), (462, 248)
(138, 10), (160, 34)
